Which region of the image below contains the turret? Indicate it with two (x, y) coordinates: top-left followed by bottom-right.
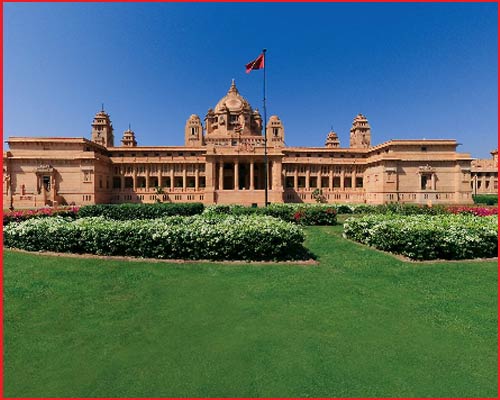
(325, 129), (340, 148)
(91, 107), (114, 147)
(266, 115), (285, 147)
(185, 114), (204, 147)
(349, 114), (371, 148)
(121, 125), (137, 147)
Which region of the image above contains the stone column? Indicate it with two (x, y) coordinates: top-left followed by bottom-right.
(170, 164), (174, 191)
(340, 168), (345, 190)
(294, 166), (298, 190)
(234, 160), (239, 190)
(305, 166), (310, 190)
(195, 164), (199, 191)
(205, 160), (214, 189)
(431, 173), (436, 191)
(317, 169), (321, 189)
(182, 164), (187, 190)
(250, 160), (255, 190)
(219, 162), (224, 190)
(352, 170), (356, 189)
(268, 161), (272, 190)
(145, 165), (150, 191)
(272, 159), (283, 190)
(133, 170), (137, 191)
(329, 167), (333, 190)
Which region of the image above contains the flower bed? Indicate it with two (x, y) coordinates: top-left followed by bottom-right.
(446, 206), (498, 216)
(343, 214), (498, 260)
(4, 214), (307, 261)
(3, 206), (79, 226)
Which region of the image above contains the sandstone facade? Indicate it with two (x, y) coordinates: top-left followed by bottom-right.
(4, 81), (484, 209)
(471, 150), (498, 195)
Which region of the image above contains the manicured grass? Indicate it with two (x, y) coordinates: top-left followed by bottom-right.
(4, 226), (497, 397)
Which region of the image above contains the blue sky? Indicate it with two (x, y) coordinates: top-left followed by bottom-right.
(3, 2), (498, 158)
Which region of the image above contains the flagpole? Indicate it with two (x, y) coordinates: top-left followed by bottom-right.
(263, 48), (268, 207)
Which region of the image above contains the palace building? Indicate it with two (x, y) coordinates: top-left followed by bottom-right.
(471, 149), (498, 195)
(3, 80), (486, 209)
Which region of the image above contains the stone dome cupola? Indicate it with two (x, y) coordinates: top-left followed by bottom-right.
(205, 80), (262, 139)
(325, 129), (340, 148)
(121, 124), (137, 147)
(214, 79), (251, 114)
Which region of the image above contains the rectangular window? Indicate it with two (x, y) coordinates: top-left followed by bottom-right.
(83, 171), (92, 182)
(124, 177), (133, 188)
(421, 175), (428, 190)
(43, 176), (51, 191)
(113, 177), (121, 189)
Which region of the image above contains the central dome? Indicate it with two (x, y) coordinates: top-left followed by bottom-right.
(214, 79), (252, 113)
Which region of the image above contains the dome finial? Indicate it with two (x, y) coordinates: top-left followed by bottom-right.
(229, 79), (238, 94)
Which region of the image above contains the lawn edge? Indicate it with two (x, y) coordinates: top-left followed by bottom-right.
(3, 247), (319, 266)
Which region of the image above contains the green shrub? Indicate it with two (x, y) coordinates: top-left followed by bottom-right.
(343, 214), (498, 260)
(4, 214), (307, 261)
(203, 204), (337, 225)
(473, 194), (498, 205)
(350, 203), (448, 215)
(335, 204), (354, 214)
(77, 203), (204, 220)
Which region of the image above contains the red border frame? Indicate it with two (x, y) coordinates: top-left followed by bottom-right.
(0, 1), (498, 400)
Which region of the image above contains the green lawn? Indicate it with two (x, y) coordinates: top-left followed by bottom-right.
(4, 225), (497, 397)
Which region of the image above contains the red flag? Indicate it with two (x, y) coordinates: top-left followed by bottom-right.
(245, 53), (265, 73)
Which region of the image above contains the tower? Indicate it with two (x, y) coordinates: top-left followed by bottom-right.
(266, 115), (285, 147)
(325, 129), (340, 148)
(349, 114), (371, 148)
(91, 108), (114, 147)
(121, 125), (137, 147)
(185, 114), (204, 147)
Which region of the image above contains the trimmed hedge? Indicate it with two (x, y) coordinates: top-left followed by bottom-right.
(339, 203), (450, 215)
(77, 203), (204, 220)
(4, 214), (307, 261)
(473, 194), (498, 205)
(204, 204), (337, 225)
(343, 214), (498, 260)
